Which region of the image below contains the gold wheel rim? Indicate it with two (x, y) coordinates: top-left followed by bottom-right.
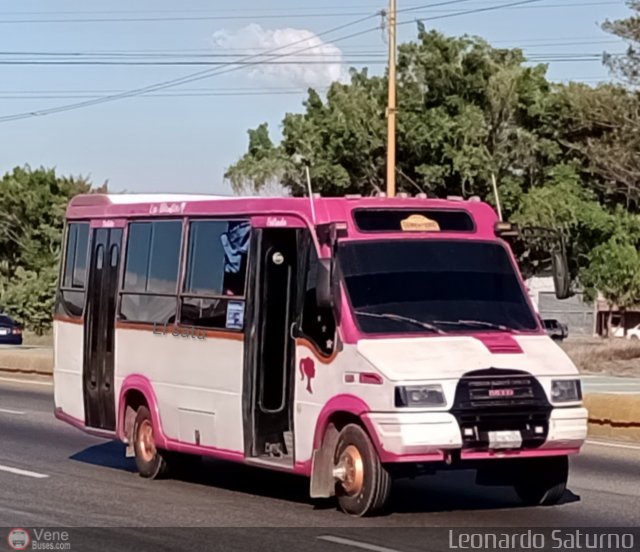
(137, 419), (156, 463)
(339, 445), (365, 496)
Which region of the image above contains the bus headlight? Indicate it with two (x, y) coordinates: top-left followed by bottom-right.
(395, 385), (446, 407)
(551, 379), (582, 403)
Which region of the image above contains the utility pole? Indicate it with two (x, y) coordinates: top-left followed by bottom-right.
(386, 0), (397, 198)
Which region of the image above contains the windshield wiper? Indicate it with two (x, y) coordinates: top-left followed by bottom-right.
(432, 319), (514, 332)
(355, 311), (446, 334)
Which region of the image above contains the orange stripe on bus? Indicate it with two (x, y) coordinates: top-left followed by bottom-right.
(295, 338), (338, 364)
(115, 321), (244, 341)
(53, 314), (84, 325)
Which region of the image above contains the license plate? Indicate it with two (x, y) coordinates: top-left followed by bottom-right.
(0, 328), (8, 335)
(488, 430), (522, 449)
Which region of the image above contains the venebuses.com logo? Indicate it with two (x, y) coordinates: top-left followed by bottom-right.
(6, 529), (30, 551)
(5, 528), (71, 550)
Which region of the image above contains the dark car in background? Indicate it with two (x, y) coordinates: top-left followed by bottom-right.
(0, 314), (23, 345)
(543, 319), (569, 342)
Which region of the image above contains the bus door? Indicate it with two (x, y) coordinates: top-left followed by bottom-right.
(244, 227), (300, 463)
(83, 227), (122, 430)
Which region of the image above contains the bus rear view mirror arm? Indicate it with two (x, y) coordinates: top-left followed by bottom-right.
(316, 258), (334, 309)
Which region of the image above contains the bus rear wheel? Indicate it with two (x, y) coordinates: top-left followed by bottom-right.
(333, 424), (391, 517)
(133, 405), (169, 479)
(513, 455), (568, 506)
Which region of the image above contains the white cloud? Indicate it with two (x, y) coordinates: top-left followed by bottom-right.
(211, 24), (346, 89)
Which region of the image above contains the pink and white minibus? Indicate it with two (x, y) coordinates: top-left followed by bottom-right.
(54, 193), (587, 516)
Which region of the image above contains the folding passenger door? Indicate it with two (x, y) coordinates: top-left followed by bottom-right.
(83, 227), (122, 430)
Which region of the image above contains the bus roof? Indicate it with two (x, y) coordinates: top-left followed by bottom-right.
(66, 193), (499, 239)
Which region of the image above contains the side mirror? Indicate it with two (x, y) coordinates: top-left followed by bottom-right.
(316, 258), (334, 309)
(316, 257), (342, 315)
(551, 248), (571, 300)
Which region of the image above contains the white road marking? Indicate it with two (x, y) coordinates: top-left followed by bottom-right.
(0, 407), (25, 415)
(317, 536), (402, 552)
(0, 463), (49, 479)
(0, 376), (53, 387)
(586, 440), (640, 451)
(586, 391), (640, 395)
(585, 381), (638, 389)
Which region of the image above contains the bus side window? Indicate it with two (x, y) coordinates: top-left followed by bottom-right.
(300, 247), (336, 356)
(57, 222), (90, 317)
(180, 220), (249, 329)
(119, 221), (182, 324)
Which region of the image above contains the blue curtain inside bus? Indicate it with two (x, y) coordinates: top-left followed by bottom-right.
(220, 222), (250, 275)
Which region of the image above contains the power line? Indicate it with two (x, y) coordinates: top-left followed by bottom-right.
(0, 0), (618, 15)
(0, 12), (377, 23)
(0, 87), (315, 93)
(0, 45), (621, 65)
(0, 1), (503, 16)
(0, 0), (619, 23)
(0, 90), (327, 100)
(3, 51), (624, 67)
(0, 59), (387, 66)
(0, 50), (385, 57)
(399, 0), (561, 27)
(397, 0), (479, 14)
(0, 1), (621, 122)
(0, 0), (476, 25)
(0, 38), (621, 61)
(0, 13), (383, 123)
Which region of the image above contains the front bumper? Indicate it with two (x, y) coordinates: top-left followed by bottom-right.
(362, 406), (588, 462)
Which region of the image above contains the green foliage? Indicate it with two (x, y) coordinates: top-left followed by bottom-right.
(0, 166), (101, 334)
(225, 28), (640, 297)
(512, 164), (616, 276)
(0, 266), (58, 336)
(225, 123), (294, 195)
(602, 0), (640, 86)
(581, 237), (640, 311)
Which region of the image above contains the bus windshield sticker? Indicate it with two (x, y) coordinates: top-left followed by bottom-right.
(400, 214), (441, 232)
(226, 300), (245, 330)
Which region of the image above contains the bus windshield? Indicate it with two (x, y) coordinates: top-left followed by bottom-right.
(338, 239), (538, 334)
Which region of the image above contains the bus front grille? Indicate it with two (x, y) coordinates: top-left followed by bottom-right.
(450, 368), (552, 450)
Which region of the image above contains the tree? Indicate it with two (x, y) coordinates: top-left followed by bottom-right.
(225, 26), (640, 298)
(581, 237), (640, 337)
(512, 164), (615, 279)
(544, 83), (640, 210)
(0, 266), (58, 336)
(226, 31), (553, 201)
(603, 0), (640, 86)
(225, 123), (293, 195)
(0, 166), (104, 334)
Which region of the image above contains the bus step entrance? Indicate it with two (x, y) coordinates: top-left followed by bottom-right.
(283, 431), (293, 454)
(265, 442), (285, 458)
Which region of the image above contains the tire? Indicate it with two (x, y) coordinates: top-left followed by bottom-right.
(333, 424), (391, 517)
(513, 455), (568, 506)
(133, 405), (169, 479)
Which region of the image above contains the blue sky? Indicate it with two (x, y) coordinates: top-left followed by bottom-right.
(0, 0), (632, 193)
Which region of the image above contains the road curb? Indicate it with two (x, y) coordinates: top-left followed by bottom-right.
(585, 393), (640, 443)
(0, 350), (53, 376)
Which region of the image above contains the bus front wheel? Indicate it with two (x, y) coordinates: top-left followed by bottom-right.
(333, 424), (391, 517)
(133, 405), (169, 479)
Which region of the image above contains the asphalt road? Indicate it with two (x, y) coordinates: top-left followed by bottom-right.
(0, 378), (638, 551)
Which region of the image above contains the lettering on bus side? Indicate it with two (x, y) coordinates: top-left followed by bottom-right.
(148, 202), (187, 215)
(152, 322), (206, 340)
